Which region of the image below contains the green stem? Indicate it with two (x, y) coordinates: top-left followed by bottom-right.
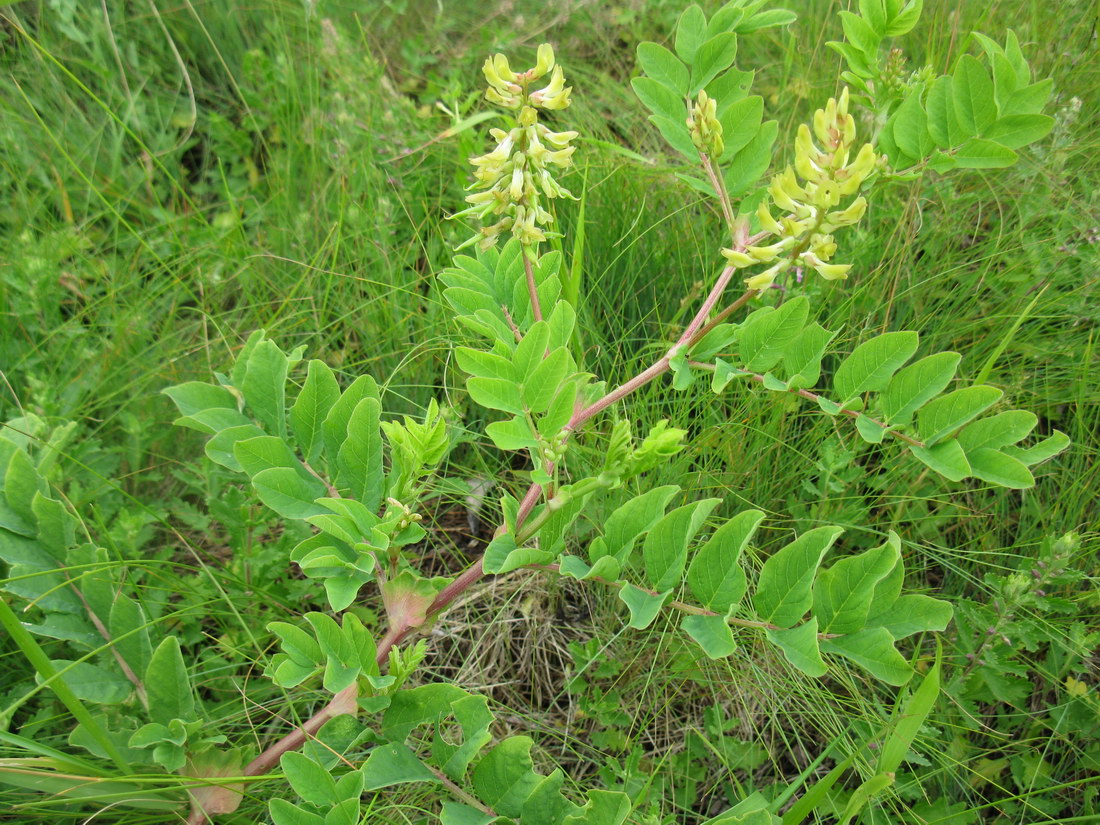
(0, 595), (133, 774)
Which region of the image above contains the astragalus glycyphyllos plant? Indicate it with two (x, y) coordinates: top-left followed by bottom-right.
(0, 2), (1071, 824)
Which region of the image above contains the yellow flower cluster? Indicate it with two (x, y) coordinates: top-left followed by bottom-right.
(722, 88), (877, 291)
(453, 44), (577, 250)
(687, 90), (723, 157)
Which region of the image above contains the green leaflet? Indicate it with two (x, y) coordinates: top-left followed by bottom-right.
(251, 467), (327, 520)
(322, 375), (380, 475)
(361, 742), (438, 790)
(952, 55), (997, 138)
(674, 5), (707, 63)
(161, 381), (238, 418)
(689, 33), (738, 94)
(471, 736), (543, 817)
(766, 619), (826, 678)
(290, 360), (341, 464)
(241, 338), (290, 437)
(879, 351), (960, 426)
(812, 533), (900, 634)
(145, 637), (194, 726)
(754, 527), (843, 628)
(336, 397), (385, 509)
(590, 486), (681, 564)
(619, 584), (672, 630)
(682, 613), (737, 659)
(739, 297), (809, 373)
(833, 331), (919, 404)
(636, 42), (689, 96)
(821, 627), (912, 686)
(687, 509), (764, 612)
(917, 385), (1002, 444)
(643, 498), (720, 592)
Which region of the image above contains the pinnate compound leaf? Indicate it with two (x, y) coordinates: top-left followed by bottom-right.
(879, 351), (960, 426)
(813, 533), (901, 634)
(683, 614), (737, 659)
(687, 510), (764, 612)
(644, 498), (721, 591)
(252, 467), (328, 519)
(471, 736), (543, 817)
(754, 527), (843, 628)
(290, 360), (340, 463)
(146, 637), (194, 725)
(637, 42), (689, 95)
(619, 584), (672, 630)
(821, 627), (912, 685)
(833, 331), (919, 404)
(917, 385), (1002, 445)
(361, 742), (439, 790)
(766, 618), (826, 678)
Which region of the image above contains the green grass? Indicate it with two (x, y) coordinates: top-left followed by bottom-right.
(1, 0), (1097, 823)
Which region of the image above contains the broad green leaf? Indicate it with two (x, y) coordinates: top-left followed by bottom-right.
(361, 742), (439, 790)
(30, 492), (74, 556)
(590, 485), (681, 564)
(812, 533), (900, 634)
(432, 693), (494, 781)
(1002, 430), (1069, 465)
(966, 447), (1034, 489)
(269, 799), (325, 825)
(754, 527), (843, 628)
(690, 33), (738, 93)
(467, 377), (525, 414)
(783, 322), (835, 390)
(108, 596), (153, 681)
(707, 67), (754, 114)
(854, 414), (888, 444)
(564, 789), (633, 825)
(1005, 78), (1052, 115)
(162, 382), (238, 417)
(631, 77), (685, 123)
(523, 348), (571, 414)
(39, 660), (130, 705)
(982, 114), (1054, 148)
(884, 0), (922, 37)
(204, 423), (266, 471)
(440, 802), (495, 825)
(252, 467), (327, 519)
(382, 683), (468, 741)
(486, 416), (539, 451)
(878, 655), (940, 774)
(891, 89), (934, 160)
(871, 594), (953, 639)
(822, 627), (912, 685)
(650, 114), (701, 161)
(173, 406), (253, 435)
(674, 5), (708, 63)
(909, 440), (971, 482)
(471, 736), (543, 817)
(234, 435), (303, 479)
(455, 347), (516, 382)
(957, 410), (1037, 451)
(538, 380), (577, 437)
(290, 360), (341, 463)
(833, 331), (919, 404)
(954, 137), (1017, 168)
(739, 297), (809, 373)
(952, 55), (997, 137)
(687, 510), (764, 612)
(512, 322), (550, 379)
(858, 0), (887, 34)
(322, 375), (379, 471)
(717, 96), (764, 161)
(924, 76), (953, 148)
(482, 533), (555, 574)
(644, 498), (721, 591)
(337, 397), (384, 509)
(145, 637), (194, 725)
(766, 619), (826, 677)
(917, 385), (1002, 445)
(637, 42), (690, 95)
(4, 447), (46, 524)
(683, 614), (737, 659)
(281, 752), (339, 806)
(723, 120), (778, 196)
(879, 351), (960, 426)
(242, 339), (289, 436)
(839, 10), (880, 55)
(618, 584), (672, 630)
(522, 770), (581, 824)
(706, 4), (746, 38)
